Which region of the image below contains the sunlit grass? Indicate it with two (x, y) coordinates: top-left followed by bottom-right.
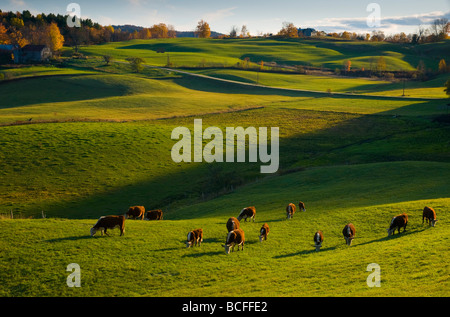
(1, 162), (448, 297)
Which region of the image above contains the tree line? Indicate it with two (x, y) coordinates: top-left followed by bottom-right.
(0, 10), (182, 52)
(274, 20), (449, 44)
(1, 9), (449, 54)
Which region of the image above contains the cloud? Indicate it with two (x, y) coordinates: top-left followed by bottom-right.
(203, 7), (237, 22)
(127, 0), (145, 6)
(96, 15), (114, 26)
(382, 11), (450, 26)
(308, 10), (450, 34)
(9, 0), (26, 8)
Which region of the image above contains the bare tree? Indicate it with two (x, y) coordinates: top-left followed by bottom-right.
(67, 26), (89, 52)
(240, 25), (248, 38)
(416, 24), (427, 44)
(168, 24), (177, 38)
(230, 25), (238, 38)
(430, 18), (448, 36)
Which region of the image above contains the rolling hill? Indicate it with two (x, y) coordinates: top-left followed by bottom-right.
(0, 37), (449, 297)
(78, 37), (450, 71)
(1, 161), (448, 296)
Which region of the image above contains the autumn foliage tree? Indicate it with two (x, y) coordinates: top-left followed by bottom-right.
(47, 22), (64, 52)
(149, 23), (168, 38)
(102, 25), (114, 42)
(135, 23), (175, 39)
(0, 23), (10, 44)
(278, 22), (298, 38)
(344, 60), (352, 73)
(438, 59), (448, 73)
(195, 20), (211, 38)
(8, 29), (28, 47)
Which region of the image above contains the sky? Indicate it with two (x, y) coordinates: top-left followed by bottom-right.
(2, 0), (450, 35)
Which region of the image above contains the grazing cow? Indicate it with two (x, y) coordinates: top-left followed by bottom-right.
(314, 231), (324, 251)
(222, 229), (245, 254)
(299, 201), (306, 212)
(343, 223), (356, 246)
(126, 206), (145, 220)
(90, 215), (125, 236)
(238, 206), (256, 222)
(186, 229), (203, 248)
(226, 217), (240, 232)
(422, 207), (438, 227)
(286, 203), (296, 219)
(146, 209), (163, 220)
(387, 213), (408, 236)
(259, 223), (270, 242)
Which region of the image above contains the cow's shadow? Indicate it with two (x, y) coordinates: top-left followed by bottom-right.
(273, 246), (337, 258)
(46, 235), (93, 243)
(179, 237), (222, 245)
(182, 250), (224, 258)
(357, 227), (428, 247)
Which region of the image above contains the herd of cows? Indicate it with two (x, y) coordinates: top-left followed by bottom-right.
(89, 202), (439, 254)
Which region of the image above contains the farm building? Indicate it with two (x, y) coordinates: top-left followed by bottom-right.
(17, 45), (52, 63)
(0, 44), (52, 64)
(0, 44), (20, 64)
(298, 28), (317, 37)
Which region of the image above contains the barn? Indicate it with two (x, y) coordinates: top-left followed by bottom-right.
(17, 45), (52, 63)
(0, 44), (20, 64)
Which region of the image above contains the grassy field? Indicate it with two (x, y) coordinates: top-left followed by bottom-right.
(0, 38), (449, 297)
(78, 38), (450, 71)
(1, 107), (448, 219)
(1, 161), (449, 297)
(0, 60), (447, 125)
(192, 68), (449, 98)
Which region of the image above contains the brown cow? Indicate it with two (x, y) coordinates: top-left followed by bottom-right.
(126, 206), (145, 220)
(222, 228), (245, 254)
(226, 217), (240, 232)
(90, 215), (125, 236)
(422, 207), (438, 227)
(186, 229), (203, 248)
(259, 223), (270, 242)
(286, 203), (296, 219)
(343, 223), (356, 246)
(299, 201), (306, 212)
(238, 206), (256, 222)
(146, 209), (163, 220)
(387, 213), (408, 236)
(314, 231), (324, 251)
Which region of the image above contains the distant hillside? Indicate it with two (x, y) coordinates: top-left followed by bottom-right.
(112, 25), (224, 38)
(112, 24), (144, 33)
(175, 31), (225, 38)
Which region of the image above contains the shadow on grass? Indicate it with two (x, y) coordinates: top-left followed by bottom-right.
(356, 227), (428, 247)
(46, 235), (92, 243)
(182, 250), (224, 258)
(273, 246), (337, 259)
(0, 75), (128, 110)
(15, 95), (449, 221)
(153, 246), (184, 252)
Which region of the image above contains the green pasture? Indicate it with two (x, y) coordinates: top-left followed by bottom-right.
(192, 69), (449, 98)
(1, 161), (449, 297)
(78, 38), (450, 71)
(0, 64), (448, 125)
(0, 37), (449, 297)
(1, 107), (448, 219)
